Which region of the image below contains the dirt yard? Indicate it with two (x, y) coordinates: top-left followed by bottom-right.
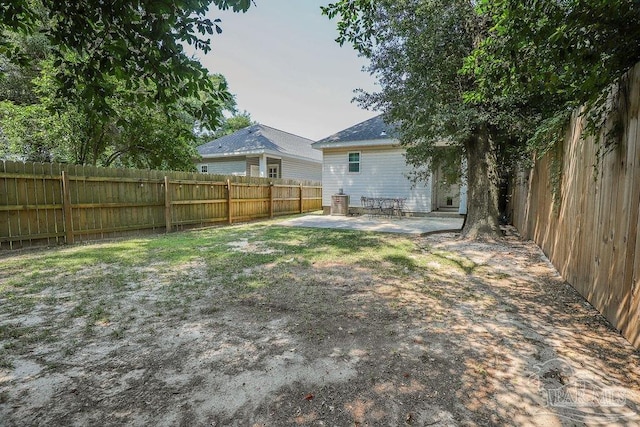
(1, 223), (640, 426)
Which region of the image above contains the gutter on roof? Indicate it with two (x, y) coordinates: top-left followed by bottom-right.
(199, 149), (266, 157)
(199, 148), (322, 163)
(312, 138), (400, 150)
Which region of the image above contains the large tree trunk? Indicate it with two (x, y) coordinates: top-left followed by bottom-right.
(461, 124), (502, 239)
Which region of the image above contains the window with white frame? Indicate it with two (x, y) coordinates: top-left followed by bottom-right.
(268, 165), (280, 178)
(200, 165), (208, 173)
(348, 152), (360, 173)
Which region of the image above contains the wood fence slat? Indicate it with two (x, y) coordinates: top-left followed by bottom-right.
(0, 161), (9, 249)
(269, 183), (274, 219)
(0, 204), (62, 211)
(61, 171), (74, 244)
(164, 176), (172, 233)
(227, 179), (233, 225)
(511, 62), (640, 348)
(1, 161), (320, 248)
(0, 172), (61, 180)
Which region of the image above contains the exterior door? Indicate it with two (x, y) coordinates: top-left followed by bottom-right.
(433, 167), (460, 210)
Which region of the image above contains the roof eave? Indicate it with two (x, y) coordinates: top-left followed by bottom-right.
(199, 148), (321, 164)
(312, 138), (400, 150)
(198, 148), (267, 158)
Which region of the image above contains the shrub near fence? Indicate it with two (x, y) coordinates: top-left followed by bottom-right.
(0, 160), (322, 250)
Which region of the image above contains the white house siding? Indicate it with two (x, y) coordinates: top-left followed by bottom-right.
(198, 158), (246, 176)
(322, 147), (432, 213)
(281, 158), (322, 182)
(246, 157), (259, 176)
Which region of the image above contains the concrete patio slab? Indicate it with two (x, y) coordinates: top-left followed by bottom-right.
(278, 213), (464, 235)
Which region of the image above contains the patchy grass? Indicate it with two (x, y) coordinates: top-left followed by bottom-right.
(0, 223), (422, 355)
(1, 222), (639, 426)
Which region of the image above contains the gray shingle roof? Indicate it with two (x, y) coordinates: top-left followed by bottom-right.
(316, 115), (397, 144)
(197, 124), (321, 161)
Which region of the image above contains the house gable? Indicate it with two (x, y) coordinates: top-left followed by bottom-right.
(195, 124), (322, 181)
(197, 124), (321, 163)
(321, 146), (432, 214)
(315, 115), (397, 145)
(315, 114), (467, 214)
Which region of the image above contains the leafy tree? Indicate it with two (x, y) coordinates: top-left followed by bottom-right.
(324, 0), (507, 239)
(103, 105), (199, 170)
(213, 111), (255, 138)
(0, 31), (49, 106)
(0, 100), (75, 162)
(0, 32), (239, 169)
(0, 46), (80, 163)
(1, 0), (254, 169)
(323, 0), (640, 238)
(464, 0), (640, 154)
(0, 57), (236, 169)
(1, 0), (252, 126)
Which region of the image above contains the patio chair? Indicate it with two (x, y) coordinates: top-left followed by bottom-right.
(380, 198), (395, 218)
(361, 196), (378, 217)
(393, 198), (406, 218)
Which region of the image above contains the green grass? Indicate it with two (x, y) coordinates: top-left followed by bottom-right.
(0, 226), (466, 300)
(430, 249), (478, 273)
(0, 324), (22, 341)
(0, 220), (478, 362)
(0, 323), (57, 354)
(1, 224), (425, 290)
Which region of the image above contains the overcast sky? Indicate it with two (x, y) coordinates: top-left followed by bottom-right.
(191, 0), (379, 141)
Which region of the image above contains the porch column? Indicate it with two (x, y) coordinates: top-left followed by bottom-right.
(259, 154), (267, 178)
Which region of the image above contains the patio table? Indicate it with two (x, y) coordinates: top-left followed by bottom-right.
(361, 197), (406, 218)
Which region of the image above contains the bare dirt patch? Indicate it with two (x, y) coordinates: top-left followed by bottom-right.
(1, 225), (640, 426)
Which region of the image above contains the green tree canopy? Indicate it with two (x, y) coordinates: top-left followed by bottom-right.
(213, 111), (255, 138)
(323, 0), (640, 238)
(324, 0), (508, 238)
(464, 0), (640, 152)
(1, 0), (252, 126)
(0, 0), (255, 170)
(0, 42), (240, 169)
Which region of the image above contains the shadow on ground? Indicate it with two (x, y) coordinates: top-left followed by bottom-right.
(1, 225), (639, 426)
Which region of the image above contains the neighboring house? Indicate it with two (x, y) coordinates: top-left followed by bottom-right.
(195, 124), (322, 181)
(312, 115), (467, 215)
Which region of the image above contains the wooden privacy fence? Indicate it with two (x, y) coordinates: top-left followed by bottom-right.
(510, 62), (640, 348)
(0, 160), (322, 250)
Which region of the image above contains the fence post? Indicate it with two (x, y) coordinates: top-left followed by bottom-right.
(164, 176), (172, 233)
(61, 171), (75, 244)
(269, 182), (274, 219)
(227, 179), (233, 224)
(299, 183), (304, 213)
